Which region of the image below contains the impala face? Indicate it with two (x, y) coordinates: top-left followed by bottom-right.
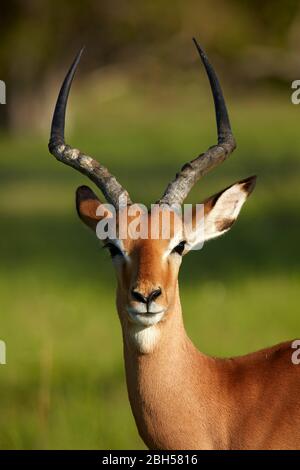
(111, 211), (186, 328)
(115, 234), (182, 328)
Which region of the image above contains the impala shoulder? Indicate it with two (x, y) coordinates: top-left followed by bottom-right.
(224, 340), (298, 370)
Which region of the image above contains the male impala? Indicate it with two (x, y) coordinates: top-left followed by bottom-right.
(48, 40), (300, 449)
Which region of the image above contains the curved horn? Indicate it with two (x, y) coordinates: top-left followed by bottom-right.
(158, 38), (236, 206)
(48, 49), (132, 207)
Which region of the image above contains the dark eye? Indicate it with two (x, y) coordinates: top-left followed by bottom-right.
(104, 242), (123, 258)
(172, 241), (186, 256)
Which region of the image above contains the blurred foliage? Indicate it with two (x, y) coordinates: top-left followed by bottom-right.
(1, 0), (300, 130)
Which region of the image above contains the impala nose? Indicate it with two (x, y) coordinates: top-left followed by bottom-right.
(131, 288), (162, 305)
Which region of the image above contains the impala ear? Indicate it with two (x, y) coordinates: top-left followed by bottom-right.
(76, 185), (105, 231)
(185, 176), (256, 250)
(203, 175), (256, 241)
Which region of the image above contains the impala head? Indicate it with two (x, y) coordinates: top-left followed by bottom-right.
(49, 39), (256, 351)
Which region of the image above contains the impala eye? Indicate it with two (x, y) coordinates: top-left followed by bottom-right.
(104, 242), (123, 258)
(172, 240), (186, 256)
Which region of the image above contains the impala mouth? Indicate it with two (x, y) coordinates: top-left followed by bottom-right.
(126, 306), (166, 326)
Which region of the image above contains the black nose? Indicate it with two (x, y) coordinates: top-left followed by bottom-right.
(131, 288), (162, 304)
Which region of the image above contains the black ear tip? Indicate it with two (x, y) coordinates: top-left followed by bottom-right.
(241, 175), (257, 194)
(76, 184), (90, 191)
(76, 185), (95, 197)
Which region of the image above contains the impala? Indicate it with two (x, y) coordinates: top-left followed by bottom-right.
(48, 40), (300, 450)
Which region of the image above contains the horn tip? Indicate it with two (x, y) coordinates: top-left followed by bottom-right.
(192, 37), (205, 57)
(76, 46), (85, 63)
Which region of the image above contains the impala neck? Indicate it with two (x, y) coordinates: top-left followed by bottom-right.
(116, 283), (218, 449)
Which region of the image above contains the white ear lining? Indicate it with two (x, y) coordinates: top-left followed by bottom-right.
(185, 181), (252, 250)
(204, 184), (248, 240)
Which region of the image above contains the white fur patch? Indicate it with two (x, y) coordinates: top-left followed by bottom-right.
(130, 324), (160, 354)
(126, 306), (165, 326)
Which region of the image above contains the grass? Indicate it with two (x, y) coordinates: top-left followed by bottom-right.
(0, 74), (300, 448)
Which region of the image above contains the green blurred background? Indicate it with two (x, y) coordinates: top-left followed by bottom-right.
(1, 0), (300, 449)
